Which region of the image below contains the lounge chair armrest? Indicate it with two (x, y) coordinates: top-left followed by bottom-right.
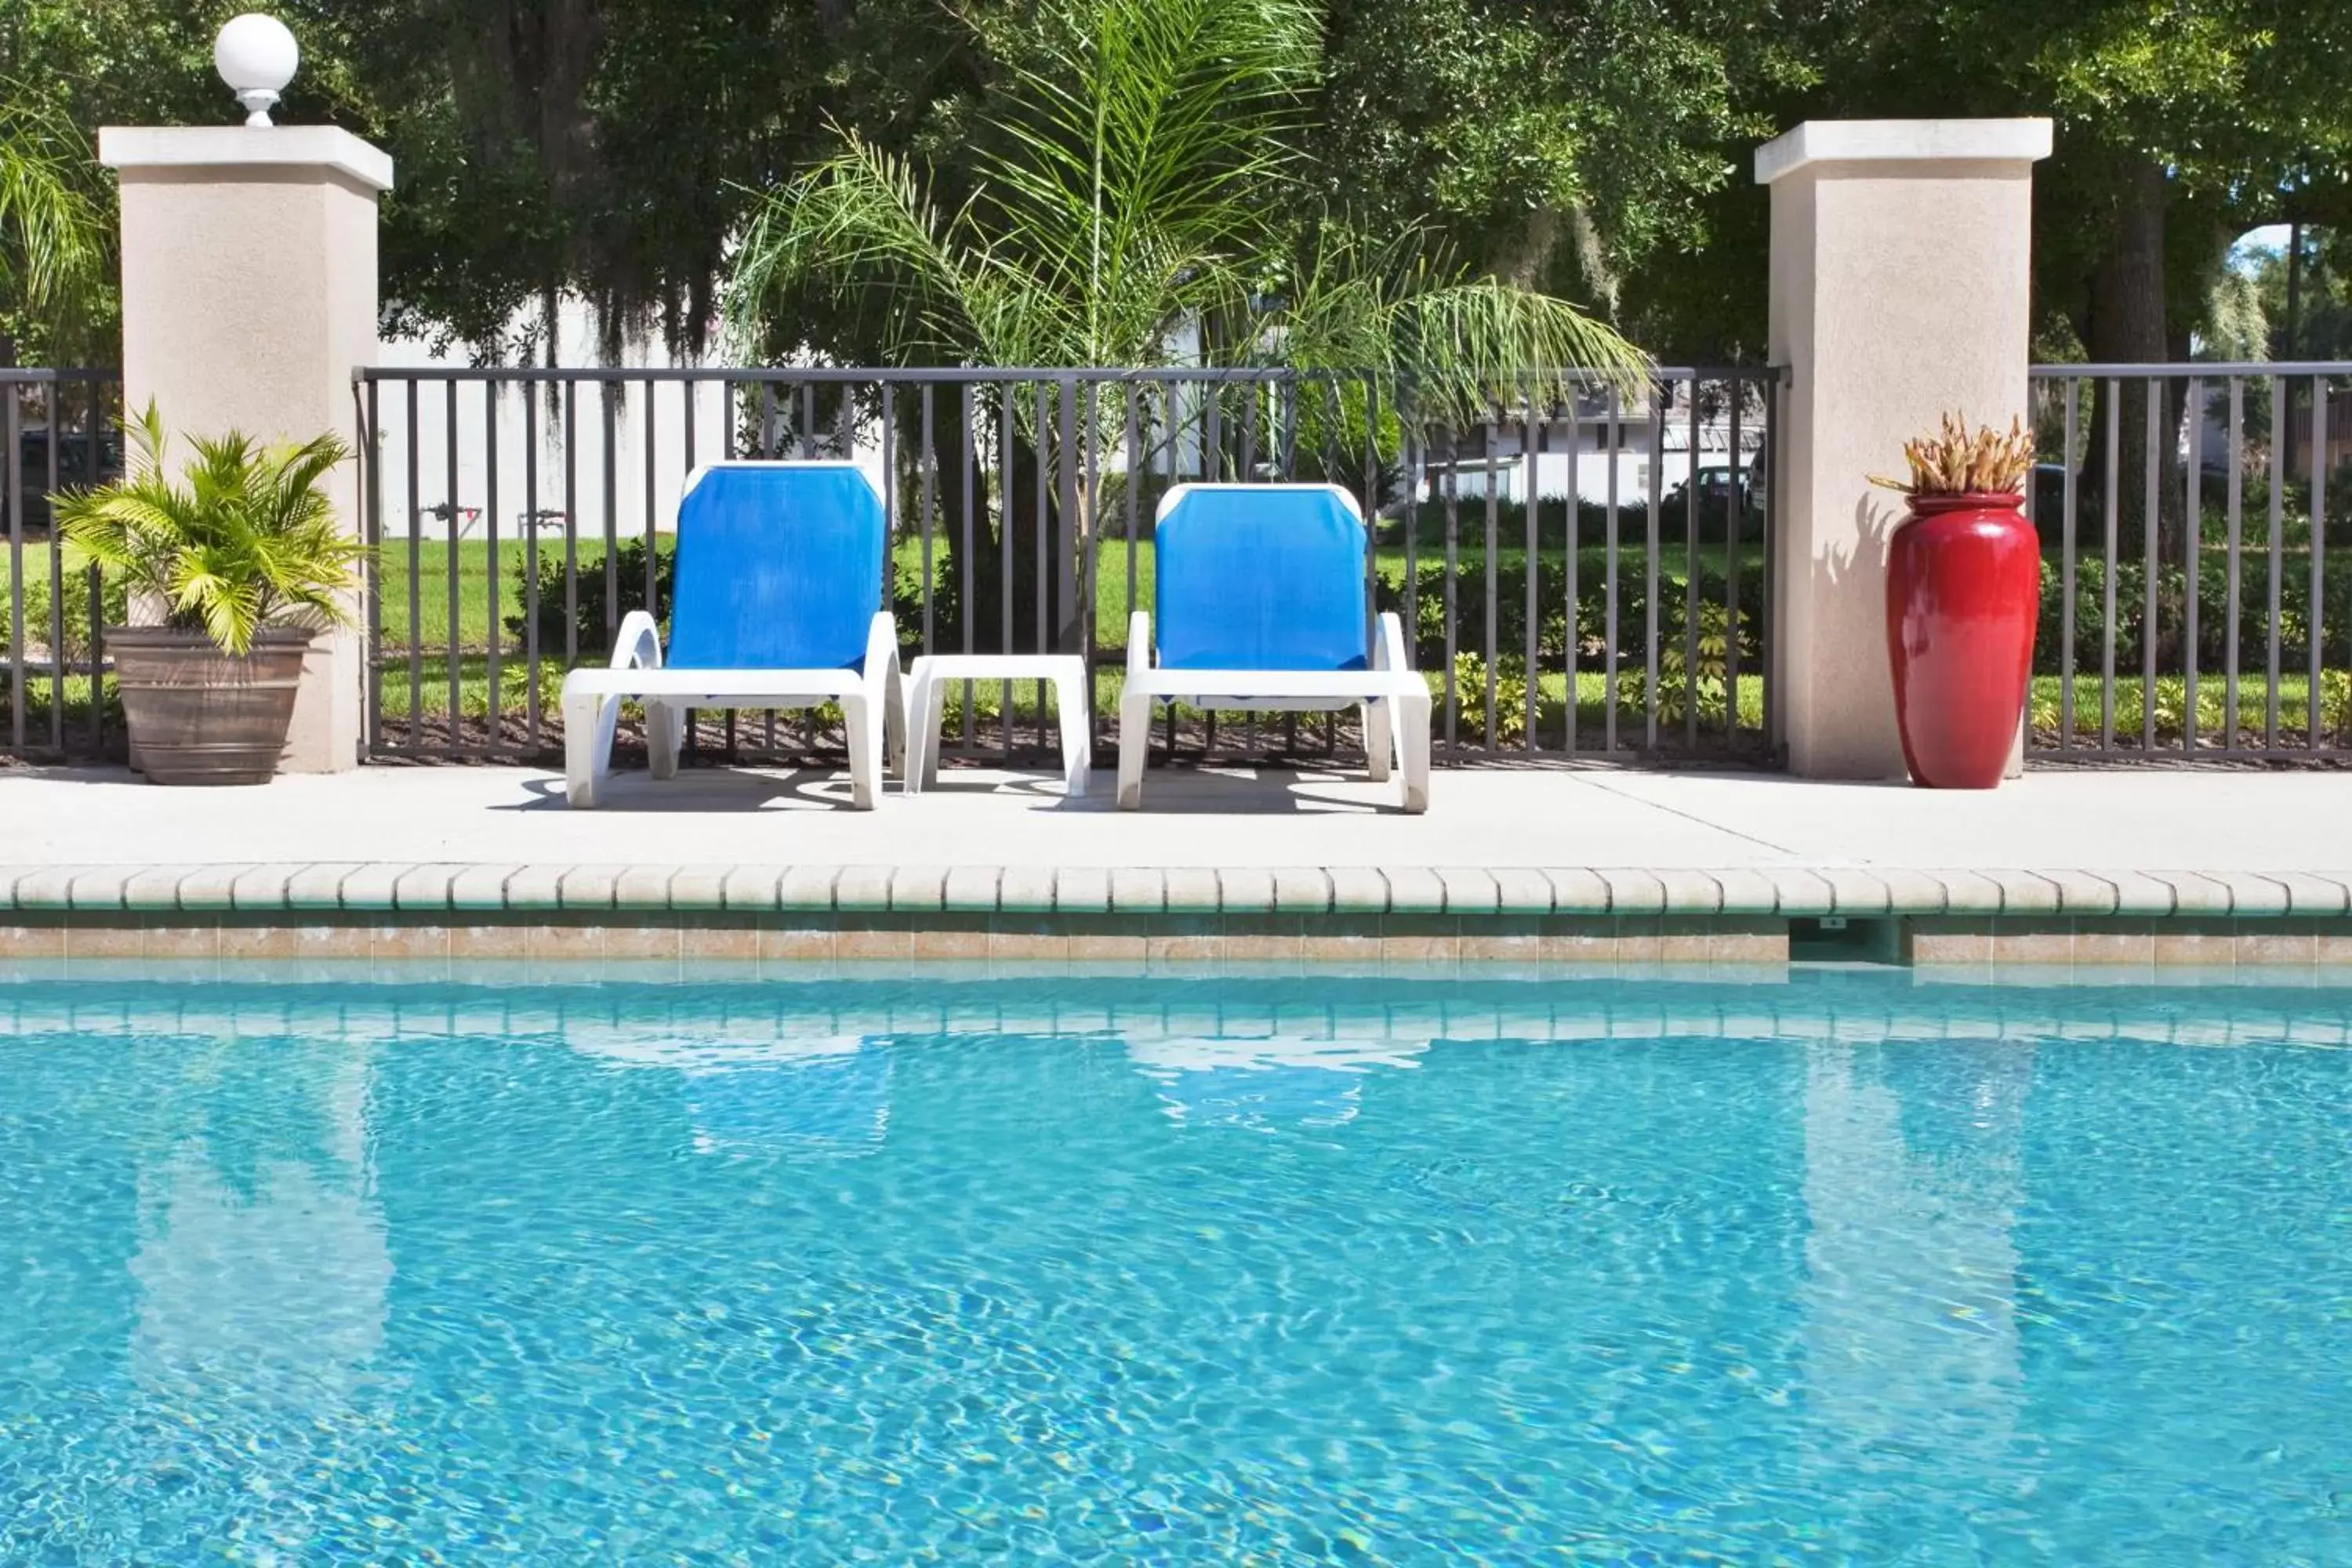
(1127, 612), (1152, 677)
(610, 609), (663, 670)
(863, 610), (901, 678)
(1375, 611), (1411, 673)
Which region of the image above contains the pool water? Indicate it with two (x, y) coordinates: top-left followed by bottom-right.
(2, 975), (2348, 1564)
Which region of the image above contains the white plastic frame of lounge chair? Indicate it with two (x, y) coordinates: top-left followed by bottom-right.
(1116, 482), (1431, 813)
(560, 460), (905, 811)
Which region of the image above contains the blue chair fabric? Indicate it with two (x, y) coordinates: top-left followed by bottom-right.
(1154, 487), (1368, 672)
(665, 464), (884, 670)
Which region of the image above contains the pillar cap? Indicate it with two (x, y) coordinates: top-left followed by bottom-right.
(1756, 118), (2052, 185)
(100, 125), (393, 193)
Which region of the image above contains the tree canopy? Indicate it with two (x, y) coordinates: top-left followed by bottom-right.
(0, 0), (2344, 371)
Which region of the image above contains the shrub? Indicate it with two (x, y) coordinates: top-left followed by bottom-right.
(508, 535), (962, 659)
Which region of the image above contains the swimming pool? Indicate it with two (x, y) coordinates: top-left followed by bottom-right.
(3, 974), (2347, 1563)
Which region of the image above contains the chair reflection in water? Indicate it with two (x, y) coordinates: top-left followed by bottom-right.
(1126, 1037), (1427, 1131)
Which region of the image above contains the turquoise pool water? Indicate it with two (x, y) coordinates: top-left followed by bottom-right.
(2, 974), (2347, 1563)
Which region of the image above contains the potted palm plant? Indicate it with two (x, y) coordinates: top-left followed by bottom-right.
(56, 404), (365, 785)
(1871, 413), (2039, 789)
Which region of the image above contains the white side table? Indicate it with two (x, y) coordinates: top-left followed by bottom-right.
(904, 654), (1092, 797)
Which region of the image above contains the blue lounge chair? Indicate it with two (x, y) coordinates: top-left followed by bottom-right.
(561, 460), (903, 809)
(1118, 483), (1429, 811)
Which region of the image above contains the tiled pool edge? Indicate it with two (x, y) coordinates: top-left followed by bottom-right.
(5, 863), (2346, 920)
(4, 863), (2352, 976)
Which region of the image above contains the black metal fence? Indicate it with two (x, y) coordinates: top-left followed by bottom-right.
(351, 365), (1781, 769)
(0, 368), (124, 761)
(2026, 362), (2352, 762)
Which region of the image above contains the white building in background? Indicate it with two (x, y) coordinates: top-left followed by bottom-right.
(1420, 384), (1770, 507)
(375, 299), (1768, 534)
(372, 298), (889, 542)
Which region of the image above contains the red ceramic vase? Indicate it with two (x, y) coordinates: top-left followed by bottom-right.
(1885, 492), (2040, 789)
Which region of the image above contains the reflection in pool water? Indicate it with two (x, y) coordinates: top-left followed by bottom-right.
(1, 975), (2347, 1563)
(1127, 1036), (1426, 1129)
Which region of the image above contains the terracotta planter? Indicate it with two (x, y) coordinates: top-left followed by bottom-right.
(108, 626), (310, 785)
(1885, 493), (2040, 789)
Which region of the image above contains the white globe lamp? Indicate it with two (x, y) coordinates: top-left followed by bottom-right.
(214, 14), (299, 128)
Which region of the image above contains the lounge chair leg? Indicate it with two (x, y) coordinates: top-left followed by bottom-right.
(1059, 671), (1090, 797)
(562, 688), (611, 808)
(843, 694), (881, 810)
(1116, 689), (1151, 809)
(916, 673), (950, 791)
(900, 670), (928, 796)
(648, 700), (681, 780)
(1363, 699), (1393, 782)
(1397, 691), (1432, 815)
(882, 652), (906, 780)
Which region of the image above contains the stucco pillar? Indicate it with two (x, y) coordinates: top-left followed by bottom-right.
(1760, 120), (2050, 779)
(98, 126), (391, 773)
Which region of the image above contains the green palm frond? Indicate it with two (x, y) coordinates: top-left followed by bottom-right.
(54, 402), (366, 656)
(724, 0), (1642, 410)
(0, 92), (107, 325)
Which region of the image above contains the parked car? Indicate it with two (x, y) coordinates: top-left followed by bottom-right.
(2028, 462), (2107, 549)
(1661, 463), (1766, 540)
(11, 426), (125, 533)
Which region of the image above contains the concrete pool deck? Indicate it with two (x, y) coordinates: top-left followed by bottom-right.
(5, 763), (2352, 975)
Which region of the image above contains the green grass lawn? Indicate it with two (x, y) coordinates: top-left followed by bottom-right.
(8, 532), (2347, 754)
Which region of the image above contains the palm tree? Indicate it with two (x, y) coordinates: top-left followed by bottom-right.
(728, 0), (1639, 402)
(728, 0), (1643, 649)
(0, 91), (108, 365)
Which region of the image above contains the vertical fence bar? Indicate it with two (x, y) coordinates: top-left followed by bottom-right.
(1442, 423), (1459, 756)
(1643, 383), (1663, 752)
(42, 383), (62, 751)
(2059, 383), (2079, 751)
(1482, 415), (1498, 751)
(753, 381), (774, 757)
(1204, 383), (1222, 483)
(1000, 382), (1014, 755)
(86, 378), (108, 754)
(485, 380), (501, 750)
(1361, 377), (1379, 644)
(878, 380), (895, 610)
(360, 377), (382, 755)
(961, 382), (976, 748)
(2267, 374), (2285, 750)
(2141, 377), (2159, 750)
(2311, 377), (2328, 750)
(1035, 381), (1051, 744)
(1057, 376), (1079, 665)
(2225, 378), (2243, 746)
(1762, 376), (1782, 757)
(1402, 383), (1419, 704)
(601, 380), (619, 663)
(524, 380), (542, 751)
(405, 377), (422, 746)
(1126, 381), (1142, 655)
(2100, 379), (2119, 752)
(920, 383), (936, 657)
(1240, 383), (1258, 481)
(1522, 383), (1540, 752)
(445, 379), (463, 735)
(1081, 379), (1101, 746)
(7, 386), (25, 754)
(1604, 386), (1621, 754)
(1684, 376), (1702, 748)
(644, 379), (659, 639)
(1726, 383), (1745, 742)
(1565, 391), (1581, 759)
(800, 383), (816, 458)
(563, 380), (580, 674)
(2183, 377), (2201, 751)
